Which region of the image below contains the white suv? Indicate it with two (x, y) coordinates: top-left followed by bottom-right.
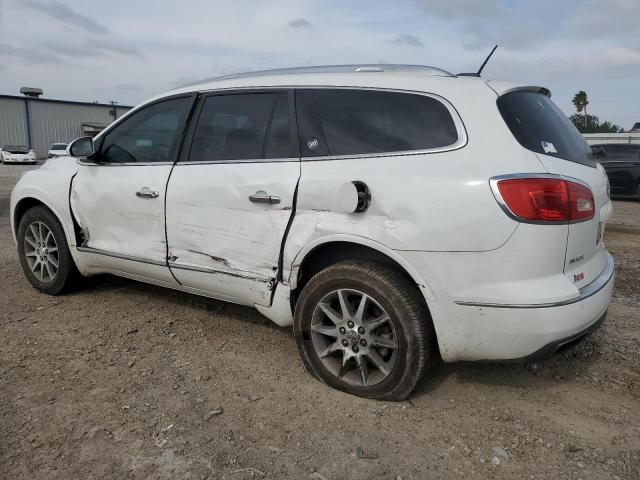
(10, 65), (614, 400)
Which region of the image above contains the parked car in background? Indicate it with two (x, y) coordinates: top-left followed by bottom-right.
(48, 143), (68, 158)
(10, 65), (614, 400)
(0, 145), (36, 164)
(593, 143), (640, 200)
(629, 122), (640, 133)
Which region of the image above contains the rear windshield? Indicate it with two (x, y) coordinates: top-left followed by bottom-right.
(497, 91), (595, 167)
(4, 145), (29, 153)
(51, 144), (67, 150)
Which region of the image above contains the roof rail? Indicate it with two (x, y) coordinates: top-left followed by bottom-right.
(179, 64), (454, 88)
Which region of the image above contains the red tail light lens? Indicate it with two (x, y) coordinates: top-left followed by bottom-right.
(495, 177), (594, 223)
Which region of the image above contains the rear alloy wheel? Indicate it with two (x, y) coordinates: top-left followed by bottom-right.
(17, 206), (79, 295)
(295, 261), (435, 400)
(310, 289), (398, 387)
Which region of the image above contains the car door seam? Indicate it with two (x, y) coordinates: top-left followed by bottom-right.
(164, 92), (199, 286)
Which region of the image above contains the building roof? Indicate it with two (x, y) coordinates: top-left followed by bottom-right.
(0, 94), (133, 109)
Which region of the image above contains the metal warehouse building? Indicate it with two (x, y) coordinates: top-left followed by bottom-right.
(0, 92), (132, 159)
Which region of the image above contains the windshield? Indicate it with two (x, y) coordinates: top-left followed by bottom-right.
(3, 145), (29, 153)
(497, 91), (595, 167)
(51, 144), (67, 150)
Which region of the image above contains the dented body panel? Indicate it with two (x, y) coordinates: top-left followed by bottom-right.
(10, 157), (79, 246)
(165, 162), (299, 306)
(70, 164), (171, 260)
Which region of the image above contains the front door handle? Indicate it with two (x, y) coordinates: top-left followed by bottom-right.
(249, 190), (281, 205)
(136, 187), (159, 199)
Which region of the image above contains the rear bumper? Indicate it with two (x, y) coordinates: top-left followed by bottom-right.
(512, 309), (607, 363)
(429, 251), (615, 362)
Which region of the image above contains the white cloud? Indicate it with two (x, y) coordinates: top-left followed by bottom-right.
(389, 34), (423, 47)
(0, 0), (637, 127)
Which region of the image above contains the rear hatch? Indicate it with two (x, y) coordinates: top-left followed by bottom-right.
(494, 87), (611, 290)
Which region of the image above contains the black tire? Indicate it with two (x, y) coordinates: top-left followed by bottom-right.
(294, 261), (435, 401)
(636, 183), (640, 202)
(17, 205), (79, 295)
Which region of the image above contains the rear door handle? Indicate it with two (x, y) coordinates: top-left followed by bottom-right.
(249, 190), (281, 205)
(136, 187), (159, 199)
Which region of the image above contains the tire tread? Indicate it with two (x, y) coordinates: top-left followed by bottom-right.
(294, 260), (434, 401)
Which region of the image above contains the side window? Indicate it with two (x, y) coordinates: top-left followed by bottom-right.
(312, 89), (459, 156)
(188, 92), (294, 162)
(100, 97), (190, 163)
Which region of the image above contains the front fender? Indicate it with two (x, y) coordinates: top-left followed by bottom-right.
(10, 159), (78, 246)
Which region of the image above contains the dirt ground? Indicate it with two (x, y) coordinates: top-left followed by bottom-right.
(1, 163), (638, 480)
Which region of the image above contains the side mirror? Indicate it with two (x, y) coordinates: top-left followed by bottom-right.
(67, 137), (95, 158)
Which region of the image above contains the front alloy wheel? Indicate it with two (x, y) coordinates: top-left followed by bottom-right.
(23, 220), (59, 283)
(17, 205), (78, 295)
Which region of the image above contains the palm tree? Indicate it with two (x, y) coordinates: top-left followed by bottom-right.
(572, 91), (589, 128)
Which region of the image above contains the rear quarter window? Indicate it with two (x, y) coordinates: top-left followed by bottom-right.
(311, 89), (459, 157)
(498, 91), (595, 167)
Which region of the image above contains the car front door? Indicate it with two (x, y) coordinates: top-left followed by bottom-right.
(165, 90), (300, 306)
(70, 95), (193, 284)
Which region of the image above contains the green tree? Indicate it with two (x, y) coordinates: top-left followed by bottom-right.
(569, 113), (624, 134)
(572, 90), (589, 128)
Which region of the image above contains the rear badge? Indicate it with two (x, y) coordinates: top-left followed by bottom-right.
(569, 254), (584, 265)
(573, 272), (584, 282)
(541, 141), (558, 154)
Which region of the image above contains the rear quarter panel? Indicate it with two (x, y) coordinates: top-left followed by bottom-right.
(284, 80), (548, 280)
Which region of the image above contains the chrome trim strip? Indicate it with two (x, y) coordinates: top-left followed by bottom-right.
(76, 160), (174, 167)
(489, 173), (594, 225)
(455, 251), (614, 309)
(76, 246), (167, 266)
(168, 261), (271, 283)
(178, 157), (299, 165)
(193, 85), (468, 161)
(300, 141), (466, 162)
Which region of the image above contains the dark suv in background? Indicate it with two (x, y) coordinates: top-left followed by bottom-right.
(593, 143), (640, 200)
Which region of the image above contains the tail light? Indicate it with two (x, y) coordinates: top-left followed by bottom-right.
(492, 176), (594, 223)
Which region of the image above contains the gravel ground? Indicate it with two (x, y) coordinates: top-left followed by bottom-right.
(1, 163), (639, 479)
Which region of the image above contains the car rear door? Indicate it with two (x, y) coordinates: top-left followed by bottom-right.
(165, 89), (299, 306)
(496, 90), (611, 291)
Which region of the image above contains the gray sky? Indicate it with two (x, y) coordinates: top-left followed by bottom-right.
(1, 0), (638, 128)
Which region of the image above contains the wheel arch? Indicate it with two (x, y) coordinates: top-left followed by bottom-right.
(288, 235), (436, 310)
(12, 195), (73, 246)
